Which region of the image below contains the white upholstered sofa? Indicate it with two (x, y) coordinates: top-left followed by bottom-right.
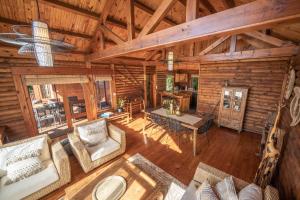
(180, 162), (279, 200)
(68, 118), (126, 173)
(0, 134), (71, 200)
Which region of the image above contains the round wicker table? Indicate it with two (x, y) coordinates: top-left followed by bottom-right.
(92, 176), (126, 200)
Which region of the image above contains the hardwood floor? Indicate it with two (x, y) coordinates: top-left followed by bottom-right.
(44, 114), (261, 200)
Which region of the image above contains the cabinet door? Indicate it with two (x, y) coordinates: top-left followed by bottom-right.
(220, 88), (233, 122)
(231, 88), (248, 126)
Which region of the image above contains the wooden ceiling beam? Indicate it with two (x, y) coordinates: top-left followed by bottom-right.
(199, 36), (231, 55)
(138, 0), (178, 38)
(222, 0), (235, 8)
(88, 0), (300, 61)
(134, 0), (177, 26)
(244, 31), (291, 47)
(99, 25), (125, 45)
(200, 0), (217, 13)
(178, 46), (299, 62)
(0, 17), (92, 40)
(126, 0), (135, 40)
(101, 0), (117, 24)
(229, 35), (237, 53)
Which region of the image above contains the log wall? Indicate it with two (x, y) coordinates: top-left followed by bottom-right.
(0, 68), (27, 140)
(114, 65), (144, 99)
(274, 53), (300, 200)
(198, 61), (288, 134)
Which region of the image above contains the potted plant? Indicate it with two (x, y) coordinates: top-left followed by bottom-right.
(117, 98), (125, 112)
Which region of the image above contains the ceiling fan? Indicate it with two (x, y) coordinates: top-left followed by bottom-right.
(0, 0), (75, 67)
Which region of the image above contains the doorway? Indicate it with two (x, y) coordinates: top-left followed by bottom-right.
(190, 75), (199, 110)
(146, 74), (155, 108)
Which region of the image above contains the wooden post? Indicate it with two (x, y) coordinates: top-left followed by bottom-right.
(62, 85), (72, 128)
(126, 0), (135, 40)
(230, 35), (237, 53)
(13, 75), (38, 136)
(82, 75), (97, 121)
(143, 64), (147, 108)
(153, 72), (157, 108)
(196, 63), (201, 113)
(111, 64), (117, 110)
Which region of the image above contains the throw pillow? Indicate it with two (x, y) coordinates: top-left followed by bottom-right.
(238, 184), (262, 200)
(78, 120), (108, 146)
(196, 180), (219, 200)
(6, 137), (46, 165)
(4, 157), (44, 185)
(215, 176), (238, 200)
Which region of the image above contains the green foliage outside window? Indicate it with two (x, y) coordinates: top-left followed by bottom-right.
(166, 75), (174, 92)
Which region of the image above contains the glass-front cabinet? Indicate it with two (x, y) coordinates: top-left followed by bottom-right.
(218, 87), (248, 132)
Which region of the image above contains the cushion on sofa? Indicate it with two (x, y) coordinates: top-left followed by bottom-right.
(0, 160), (59, 200)
(238, 183), (262, 200)
(196, 180), (219, 200)
(215, 176), (238, 200)
(85, 138), (120, 161)
(3, 157), (44, 185)
(78, 120), (108, 147)
(6, 137), (49, 165)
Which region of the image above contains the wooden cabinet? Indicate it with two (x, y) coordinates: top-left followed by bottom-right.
(175, 73), (188, 83)
(218, 87), (248, 132)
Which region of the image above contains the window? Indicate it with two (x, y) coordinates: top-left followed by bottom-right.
(95, 80), (112, 110)
(166, 75), (174, 92)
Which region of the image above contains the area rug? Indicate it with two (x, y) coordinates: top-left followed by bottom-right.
(128, 153), (186, 200)
(61, 153), (186, 200)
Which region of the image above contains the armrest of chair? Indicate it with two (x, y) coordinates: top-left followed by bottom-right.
(264, 185), (279, 200)
(51, 142), (71, 183)
(68, 133), (91, 172)
(108, 123), (125, 144)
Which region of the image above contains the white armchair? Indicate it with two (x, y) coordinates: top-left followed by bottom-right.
(68, 118), (126, 173)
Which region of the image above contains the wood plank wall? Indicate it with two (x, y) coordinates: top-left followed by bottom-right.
(115, 65), (144, 99)
(274, 53), (300, 200)
(0, 68), (27, 140)
(198, 61), (288, 134)
(156, 70), (167, 106)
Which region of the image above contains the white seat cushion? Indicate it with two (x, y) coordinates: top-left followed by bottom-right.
(0, 160), (59, 200)
(85, 138), (120, 161)
(78, 120), (108, 146)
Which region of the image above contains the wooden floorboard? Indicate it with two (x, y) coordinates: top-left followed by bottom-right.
(43, 114), (261, 200)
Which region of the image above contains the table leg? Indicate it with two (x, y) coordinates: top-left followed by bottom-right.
(142, 114), (148, 145)
(193, 129), (197, 156)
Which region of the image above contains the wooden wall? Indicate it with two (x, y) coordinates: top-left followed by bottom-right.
(198, 61), (288, 134)
(114, 65), (144, 99)
(0, 68), (27, 140)
(274, 53), (300, 200)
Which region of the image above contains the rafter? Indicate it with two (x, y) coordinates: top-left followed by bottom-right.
(138, 0), (178, 38)
(134, 0), (177, 26)
(89, 0), (300, 61)
(200, 0), (217, 13)
(222, 0), (235, 9)
(244, 31), (291, 47)
(126, 0), (135, 40)
(199, 36), (231, 55)
(99, 25), (125, 45)
(101, 0), (117, 24)
(229, 35), (237, 53)
(186, 0), (198, 56)
(179, 46), (299, 62)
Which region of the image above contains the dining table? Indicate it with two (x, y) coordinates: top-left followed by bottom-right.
(143, 107), (212, 156)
